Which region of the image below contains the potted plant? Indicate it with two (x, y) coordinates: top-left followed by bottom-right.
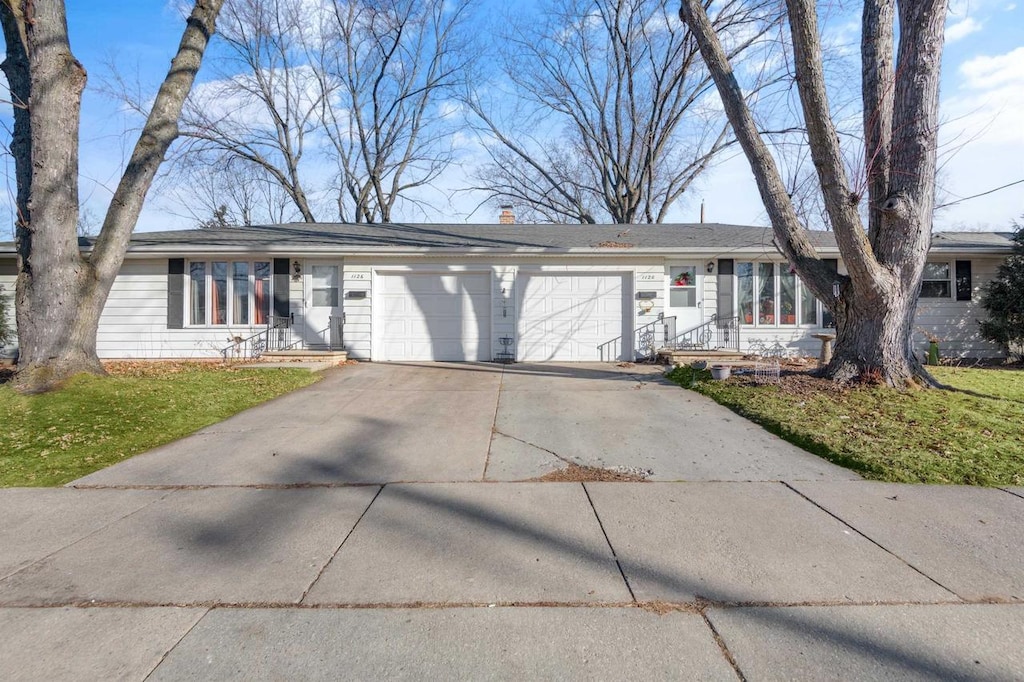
(781, 301), (795, 325)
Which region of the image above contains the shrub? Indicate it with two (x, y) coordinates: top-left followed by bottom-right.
(979, 220), (1024, 361)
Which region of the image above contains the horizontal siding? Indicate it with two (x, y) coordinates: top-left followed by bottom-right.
(0, 261), (16, 358)
(913, 257), (1004, 359)
(0, 253), (1012, 361)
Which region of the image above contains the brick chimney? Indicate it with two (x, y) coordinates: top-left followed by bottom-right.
(499, 205), (515, 224)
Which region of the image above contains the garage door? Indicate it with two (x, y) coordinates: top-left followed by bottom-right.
(517, 273), (631, 361)
(376, 272), (491, 361)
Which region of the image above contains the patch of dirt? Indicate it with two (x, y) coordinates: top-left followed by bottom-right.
(530, 462), (650, 483)
(727, 369), (850, 400)
(636, 600), (702, 616)
(102, 359), (235, 378)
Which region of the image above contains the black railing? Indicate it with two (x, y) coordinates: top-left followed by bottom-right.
(598, 314), (677, 361)
(221, 315), (293, 361)
(665, 314), (740, 352)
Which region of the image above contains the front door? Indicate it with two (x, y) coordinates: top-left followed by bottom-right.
(302, 261), (341, 348)
(665, 263), (703, 333)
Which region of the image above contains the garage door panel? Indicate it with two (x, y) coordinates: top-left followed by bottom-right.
(376, 272), (491, 361)
(517, 273), (630, 362)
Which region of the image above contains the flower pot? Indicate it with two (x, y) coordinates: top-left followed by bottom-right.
(710, 365), (731, 380)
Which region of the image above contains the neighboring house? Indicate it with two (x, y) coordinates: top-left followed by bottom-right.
(0, 223), (1014, 362)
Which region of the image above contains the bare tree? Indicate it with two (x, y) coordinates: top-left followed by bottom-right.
(466, 0), (779, 224)
(164, 151), (300, 227)
(0, 0), (224, 393)
(177, 0), (324, 222)
(317, 0), (474, 223)
(679, 0), (947, 385)
(164, 0), (474, 224)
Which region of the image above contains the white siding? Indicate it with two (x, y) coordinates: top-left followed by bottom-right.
(0, 259), (16, 359)
(342, 263), (372, 360)
(0, 252), (1009, 362)
(94, 259), (284, 359)
(914, 257), (1004, 359)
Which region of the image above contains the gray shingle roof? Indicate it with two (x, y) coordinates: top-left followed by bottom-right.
(0, 223), (1014, 255)
(118, 222), (837, 254)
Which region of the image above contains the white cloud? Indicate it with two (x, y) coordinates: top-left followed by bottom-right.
(945, 17), (983, 43)
(958, 46), (1024, 90)
(936, 46), (1024, 228)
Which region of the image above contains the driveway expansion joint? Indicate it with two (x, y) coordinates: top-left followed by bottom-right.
(141, 607), (210, 682)
(700, 610), (747, 681)
(780, 481), (965, 601)
(481, 365), (505, 480)
(581, 483), (637, 603)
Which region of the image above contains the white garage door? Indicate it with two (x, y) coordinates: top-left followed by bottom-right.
(376, 272), (491, 361)
(517, 273), (631, 361)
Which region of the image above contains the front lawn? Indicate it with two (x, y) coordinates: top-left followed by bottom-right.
(666, 364), (1024, 486)
(0, 362), (320, 487)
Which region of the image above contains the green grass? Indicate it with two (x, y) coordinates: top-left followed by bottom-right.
(666, 364), (1024, 486)
(0, 363), (320, 487)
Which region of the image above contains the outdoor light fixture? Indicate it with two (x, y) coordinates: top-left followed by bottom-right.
(292, 260), (302, 281)
(706, 261), (715, 274)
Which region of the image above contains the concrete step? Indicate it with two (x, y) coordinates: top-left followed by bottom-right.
(657, 349), (748, 365)
(258, 350), (349, 364)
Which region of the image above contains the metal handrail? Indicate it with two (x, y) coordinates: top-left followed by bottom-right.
(598, 315), (677, 361)
(273, 314), (345, 352)
(221, 315), (292, 361)
(665, 314), (740, 352)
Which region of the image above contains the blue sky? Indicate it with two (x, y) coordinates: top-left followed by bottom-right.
(7, 0), (1024, 233)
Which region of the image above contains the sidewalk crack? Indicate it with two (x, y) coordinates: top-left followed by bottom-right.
(298, 485), (384, 604)
(492, 429), (575, 467)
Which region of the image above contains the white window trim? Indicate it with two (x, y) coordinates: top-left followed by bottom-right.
(920, 261), (953, 299)
(736, 261), (820, 328)
(186, 259), (272, 328)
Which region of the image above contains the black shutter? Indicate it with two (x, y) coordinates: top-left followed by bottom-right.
(822, 258), (838, 328)
(273, 258), (290, 320)
(716, 259), (734, 326)
(167, 258), (184, 329)
(955, 260), (972, 301)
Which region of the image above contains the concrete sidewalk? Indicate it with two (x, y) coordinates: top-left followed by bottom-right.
(2, 363), (1022, 679)
(1, 481), (1022, 680)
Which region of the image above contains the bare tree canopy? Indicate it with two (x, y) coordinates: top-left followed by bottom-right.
(0, 0), (225, 393)
(465, 0), (780, 224)
(678, 0), (948, 386)
(170, 0), (474, 224)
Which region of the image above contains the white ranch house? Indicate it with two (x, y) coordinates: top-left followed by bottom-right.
(0, 223), (1014, 363)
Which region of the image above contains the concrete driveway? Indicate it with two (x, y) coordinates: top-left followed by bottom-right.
(72, 362), (857, 487)
(5, 362), (1023, 679)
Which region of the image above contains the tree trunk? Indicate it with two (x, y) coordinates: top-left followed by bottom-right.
(678, 0), (946, 387)
(1, 0), (223, 393)
(828, 280), (927, 386)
